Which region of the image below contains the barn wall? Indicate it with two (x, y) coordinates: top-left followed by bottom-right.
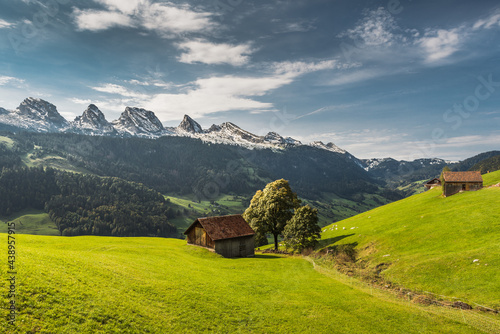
(186, 222), (215, 249)
(444, 182), (483, 197)
(214, 236), (255, 258)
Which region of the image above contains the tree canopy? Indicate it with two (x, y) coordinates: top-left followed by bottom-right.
(283, 205), (321, 253)
(243, 179), (301, 250)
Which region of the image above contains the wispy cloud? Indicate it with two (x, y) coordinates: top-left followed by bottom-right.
(177, 39), (255, 66)
(473, 10), (500, 30)
(338, 7), (402, 47)
(88, 59), (341, 120)
(91, 83), (148, 99)
(0, 19), (14, 29)
(271, 59), (347, 77)
(325, 68), (386, 86)
(273, 18), (317, 33)
(337, 6), (500, 70)
(0, 76), (25, 87)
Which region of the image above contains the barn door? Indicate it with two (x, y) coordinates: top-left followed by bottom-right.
(239, 240), (246, 257)
(195, 227), (204, 245)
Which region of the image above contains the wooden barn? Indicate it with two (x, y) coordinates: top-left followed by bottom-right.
(184, 215), (255, 258)
(424, 178), (441, 190)
(442, 171), (483, 197)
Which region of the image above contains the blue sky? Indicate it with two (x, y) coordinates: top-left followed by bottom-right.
(0, 0), (499, 160)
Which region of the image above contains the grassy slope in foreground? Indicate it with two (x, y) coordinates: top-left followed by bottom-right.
(321, 170), (500, 309)
(0, 235), (484, 334)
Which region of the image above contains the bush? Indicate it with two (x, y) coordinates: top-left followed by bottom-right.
(326, 244), (357, 264)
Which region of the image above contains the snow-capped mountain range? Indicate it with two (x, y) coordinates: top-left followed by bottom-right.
(0, 97), (341, 152)
(0, 98), (451, 170)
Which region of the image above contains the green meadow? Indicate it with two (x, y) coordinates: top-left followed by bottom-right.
(1, 210), (59, 236)
(320, 170), (500, 309)
(0, 235), (492, 333)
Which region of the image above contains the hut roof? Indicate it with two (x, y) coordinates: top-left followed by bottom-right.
(184, 215), (255, 241)
(443, 171), (483, 183)
(425, 178), (441, 184)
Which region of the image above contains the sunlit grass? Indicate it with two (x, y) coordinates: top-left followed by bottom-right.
(0, 235), (484, 333)
(321, 170), (500, 308)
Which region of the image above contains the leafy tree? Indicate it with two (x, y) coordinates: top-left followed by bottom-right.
(283, 205), (321, 253)
(243, 179), (301, 250)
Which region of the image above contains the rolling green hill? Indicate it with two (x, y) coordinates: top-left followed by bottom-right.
(0, 235), (493, 333)
(320, 170), (500, 309)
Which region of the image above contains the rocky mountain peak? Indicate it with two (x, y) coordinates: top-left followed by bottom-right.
(15, 97), (68, 127)
(310, 141), (346, 154)
(177, 114), (203, 133)
(112, 107), (164, 135)
(72, 104), (114, 133)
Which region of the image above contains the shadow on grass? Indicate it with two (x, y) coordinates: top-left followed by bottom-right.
(317, 234), (355, 248)
(253, 254), (282, 260)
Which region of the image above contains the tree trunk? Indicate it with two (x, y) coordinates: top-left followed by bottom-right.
(274, 234), (279, 250)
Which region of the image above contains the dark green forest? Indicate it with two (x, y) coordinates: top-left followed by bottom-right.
(7, 132), (394, 201)
(0, 166), (177, 237)
(470, 155), (500, 174)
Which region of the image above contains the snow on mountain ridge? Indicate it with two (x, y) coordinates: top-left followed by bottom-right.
(72, 104), (115, 133)
(309, 141), (346, 154)
(112, 107), (165, 136)
(16, 97), (68, 127)
(177, 114), (203, 133)
(0, 98), (349, 155)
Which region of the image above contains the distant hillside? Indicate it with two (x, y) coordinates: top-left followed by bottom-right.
(0, 167), (178, 238)
(0, 131), (403, 226)
(320, 170), (500, 309)
(451, 150), (500, 171)
(470, 155), (500, 173)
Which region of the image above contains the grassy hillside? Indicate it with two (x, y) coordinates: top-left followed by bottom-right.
(320, 170), (500, 309)
(0, 210), (59, 236)
(0, 235), (490, 333)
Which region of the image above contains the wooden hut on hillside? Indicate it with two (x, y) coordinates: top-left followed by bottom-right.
(424, 178), (441, 190)
(184, 215), (255, 258)
(442, 171), (483, 197)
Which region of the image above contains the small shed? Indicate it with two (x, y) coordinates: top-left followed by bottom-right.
(442, 171), (483, 197)
(424, 178), (441, 190)
(184, 215), (255, 258)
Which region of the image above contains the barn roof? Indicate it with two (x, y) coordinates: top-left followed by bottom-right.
(184, 215), (255, 241)
(443, 171), (483, 183)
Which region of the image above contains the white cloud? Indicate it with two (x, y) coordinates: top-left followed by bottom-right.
(326, 68), (386, 86)
(144, 75), (291, 118)
(69, 98), (93, 105)
(417, 28), (464, 63)
(440, 134), (500, 148)
(141, 3), (215, 36)
(272, 60), (341, 76)
(73, 1), (215, 36)
(96, 0), (146, 15)
(473, 11), (500, 30)
(177, 40), (254, 66)
(0, 19), (13, 29)
(0, 76), (25, 87)
(88, 59), (348, 120)
(339, 7), (400, 47)
(74, 9), (133, 31)
(91, 83), (148, 99)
